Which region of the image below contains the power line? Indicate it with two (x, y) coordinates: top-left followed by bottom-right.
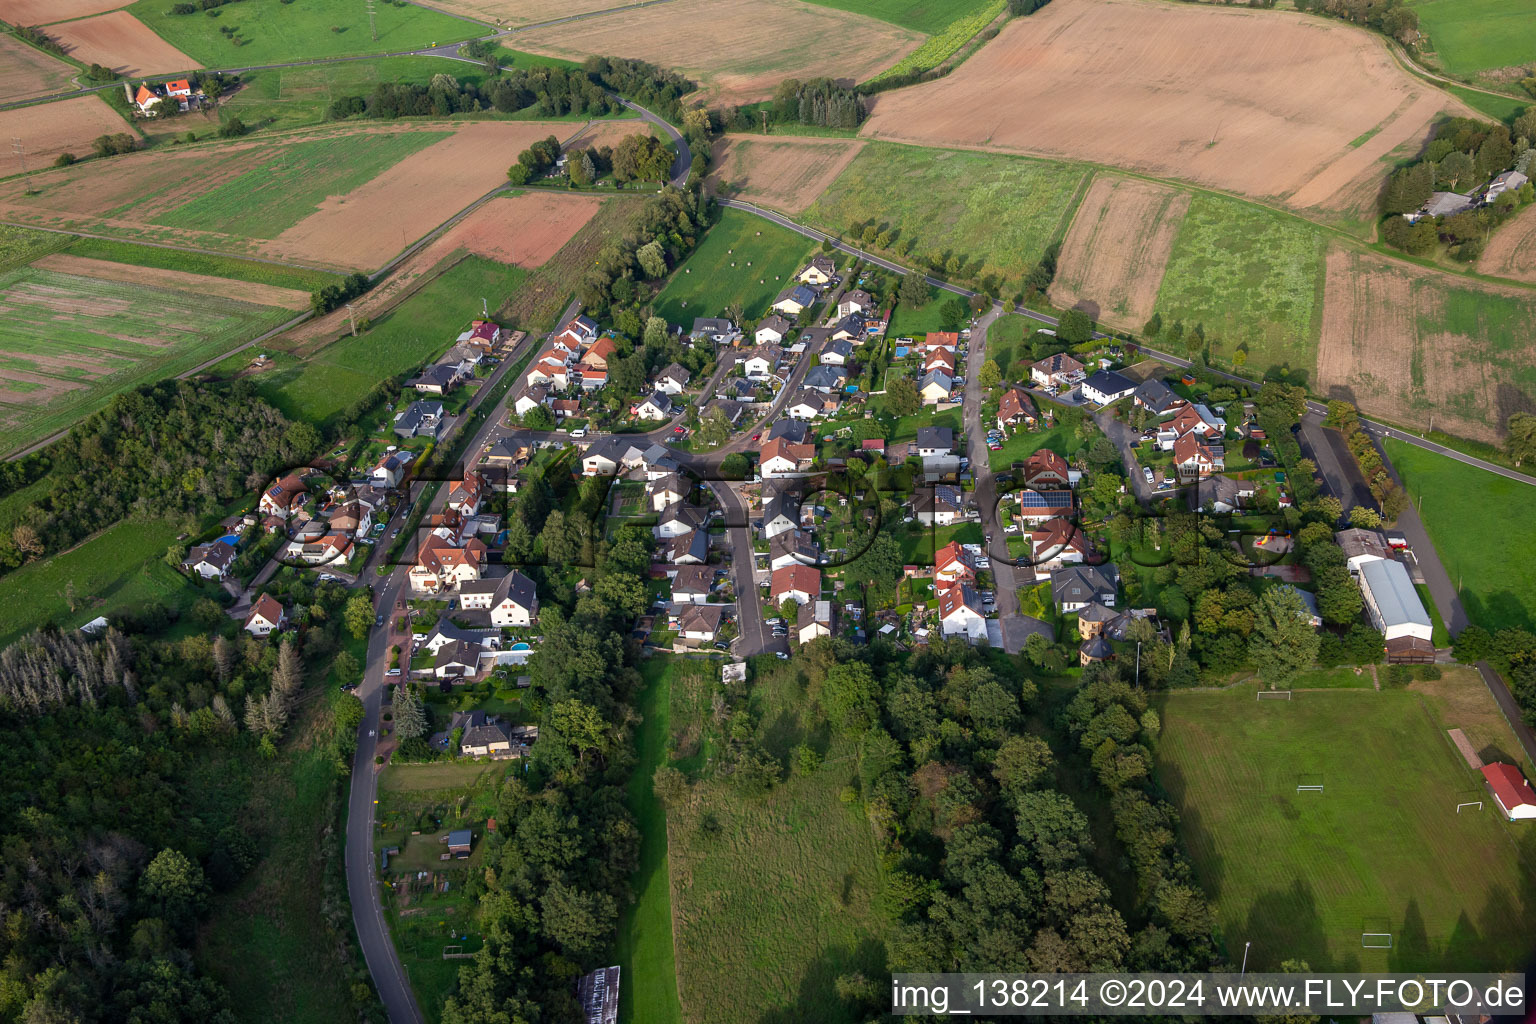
(11, 137), (33, 194)
(365, 0), (377, 41)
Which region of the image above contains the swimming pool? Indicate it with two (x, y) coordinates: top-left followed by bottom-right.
(509, 642), (531, 651)
(217, 534), (240, 547)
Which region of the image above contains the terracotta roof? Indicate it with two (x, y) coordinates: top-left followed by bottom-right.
(938, 582), (982, 619)
(246, 593), (284, 627)
(1482, 763), (1536, 813)
(760, 437), (815, 465)
(770, 564), (821, 600)
(999, 387), (1035, 422)
(1021, 448), (1070, 484)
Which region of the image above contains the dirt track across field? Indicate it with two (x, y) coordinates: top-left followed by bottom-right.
(862, 0), (1457, 209)
(707, 136), (867, 214)
(1478, 203), (1536, 284)
(47, 10), (200, 77)
(33, 252), (311, 309)
(260, 122), (597, 270)
(511, 0), (923, 105)
(0, 34), (79, 105)
(1049, 175), (1189, 328)
(0, 95), (132, 167)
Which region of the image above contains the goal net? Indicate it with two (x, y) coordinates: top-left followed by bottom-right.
(1257, 689), (1292, 701)
(1297, 773), (1324, 792)
(1362, 917), (1392, 948)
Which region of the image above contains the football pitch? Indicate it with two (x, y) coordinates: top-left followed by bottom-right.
(1157, 682), (1535, 971)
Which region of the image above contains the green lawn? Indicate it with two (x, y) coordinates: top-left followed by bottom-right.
(887, 288), (957, 337)
(128, 0), (484, 67)
(64, 235), (342, 292)
(1153, 194), (1326, 378)
(1157, 683), (1536, 971)
(800, 0), (997, 32)
(262, 256), (525, 423)
(1385, 438), (1536, 632)
(0, 265), (294, 454)
(613, 658), (685, 1024)
(0, 519), (199, 645)
(666, 662), (888, 1024)
(155, 131), (447, 239)
(1409, 0), (1536, 73)
(222, 57), (493, 132)
(988, 416), (1086, 471)
(899, 520), (981, 562)
(1441, 84), (1531, 122)
(651, 209), (817, 326)
(803, 142), (1085, 291)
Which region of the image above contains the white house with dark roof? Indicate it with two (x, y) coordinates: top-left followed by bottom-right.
(755, 315), (793, 345)
(634, 392), (673, 421)
(184, 542), (236, 580)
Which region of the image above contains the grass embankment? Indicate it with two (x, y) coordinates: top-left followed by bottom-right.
(1157, 681), (1536, 971)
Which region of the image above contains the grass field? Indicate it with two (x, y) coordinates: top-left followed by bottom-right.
(154, 131), (447, 239)
(1157, 683), (1536, 971)
(799, 0), (997, 32)
(1442, 83), (1531, 122)
(128, 0), (483, 67)
(803, 143), (1086, 292)
(651, 208), (817, 327)
(988, 417), (1087, 471)
(1409, 0), (1536, 73)
(667, 660), (887, 1024)
(614, 658), (685, 1024)
(0, 518), (195, 645)
(64, 235), (343, 292)
(1384, 438), (1536, 632)
(0, 224), (69, 273)
(0, 265), (295, 454)
(1154, 194), (1326, 377)
(864, 0), (1005, 84)
(262, 256), (524, 423)
(223, 57), (493, 132)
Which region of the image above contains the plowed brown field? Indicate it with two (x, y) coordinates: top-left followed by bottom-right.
(33, 253), (311, 309)
(0, 34), (78, 104)
(412, 0), (616, 26)
(1049, 175), (1188, 327)
(0, 95), (130, 167)
(862, 0), (1457, 209)
(47, 10), (198, 76)
(707, 136), (866, 214)
(1315, 247), (1536, 441)
(511, 0), (923, 105)
(1477, 204), (1536, 284)
(0, 0), (130, 21)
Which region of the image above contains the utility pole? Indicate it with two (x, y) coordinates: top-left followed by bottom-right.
(11, 138), (33, 195)
(366, 0), (377, 41)
(482, 297), (488, 319)
(1240, 941), (1251, 978)
(345, 302), (358, 337)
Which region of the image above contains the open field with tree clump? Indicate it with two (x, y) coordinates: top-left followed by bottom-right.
(1151, 193), (1326, 377)
(1316, 247), (1536, 443)
(0, 262), (296, 453)
(708, 136), (867, 215)
(666, 657), (888, 1024)
(126, 0), (482, 67)
(652, 208), (817, 327)
(221, 57), (492, 132)
(860, 0), (1464, 211)
(1157, 682), (1536, 972)
(1384, 438), (1536, 632)
(0, 33), (79, 104)
(802, 142), (1085, 292)
(1407, 0), (1536, 75)
(0, 94), (132, 167)
(510, 0), (923, 105)
(1049, 174), (1189, 328)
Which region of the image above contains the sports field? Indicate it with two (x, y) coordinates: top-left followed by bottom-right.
(1316, 247), (1536, 442)
(1384, 439), (1536, 632)
(1409, 0), (1536, 73)
(1153, 194), (1326, 375)
(0, 262), (295, 453)
(126, 0), (482, 67)
(802, 142), (1086, 291)
(651, 209), (817, 328)
(1157, 683), (1535, 971)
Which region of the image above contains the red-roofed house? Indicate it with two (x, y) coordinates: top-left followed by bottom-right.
(934, 541), (976, 586)
(938, 583), (986, 640)
(259, 473), (307, 518)
(410, 536), (488, 594)
(924, 348), (956, 374)
(1029, 517), (1091, 568)
(760, 437), (816, 479)
(447, 472), (484, 517)
(1020, 449), (1071, 489)
(244, 593), (287, 637)
(919, 331), (959, 353)
(1173, 433), (1223, 478)
(770, 564), (821, 606)
(997, 387), (1037, 432)
(1482, 763), (1536, 820)
(581, 336), (617, 370)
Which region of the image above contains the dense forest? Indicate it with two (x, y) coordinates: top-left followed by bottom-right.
(0, 573), (365, 1022)
(0, 381), (319, 574)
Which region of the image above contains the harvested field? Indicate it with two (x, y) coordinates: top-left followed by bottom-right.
(511, 0), (924, 105)
(281, 191), (605, 353)
(1315, 246), (1536, 442)
(0, 0), (129, 20)
(1477, 203), (1536, 284)
(33, 252), (311, 309)
(861, 0), (1457, 208)
(707, 135), (867, 214)
(0, 95), (130, 167)
(1049, 175), (1189, 327)
(563, 118), (650, 154)
(0, 34), (78, 105)
(412, 0), (621, 26)
(47, 10), (199, 76)
(261, 121), (589, 269)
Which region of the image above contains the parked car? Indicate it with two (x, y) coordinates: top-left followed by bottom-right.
(775, 651), (789, 660)
(387, 668), (401, 676)
(714, 641), (730, 650)
(1004, 524), (1020, 535)
(1143, 466), (1154, 483)
(374, 614), (384, 627)
(569, 429), (586, 438)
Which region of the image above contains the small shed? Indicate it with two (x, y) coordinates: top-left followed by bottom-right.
(447, 829), (473, 856)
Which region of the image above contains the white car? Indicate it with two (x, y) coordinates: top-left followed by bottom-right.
(569, 429), (586, 438)
(1004, 525), (1020, 535)
(1143, 466), (1154, 483)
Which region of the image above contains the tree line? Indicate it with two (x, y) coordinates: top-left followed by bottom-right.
(326, 67), (615, 122)
(718, 77), (866, 132)
(0, 380), (320, 574)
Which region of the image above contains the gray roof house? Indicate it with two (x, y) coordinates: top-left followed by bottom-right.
(767, 418), (812, 444)
(393, 400), (445, 439)
(1052, 564), (1119, 612)
(804, 364), (847, 393)
(690, 317), (740, 344)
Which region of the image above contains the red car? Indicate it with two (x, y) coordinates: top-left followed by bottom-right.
(751, 433), (760, 441)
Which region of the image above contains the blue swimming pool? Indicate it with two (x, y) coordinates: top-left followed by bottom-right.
(510, 642), (531, 651)
(217, 534), (240, 547)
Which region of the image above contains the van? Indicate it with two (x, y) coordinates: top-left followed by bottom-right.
(569, 429), (586, 438)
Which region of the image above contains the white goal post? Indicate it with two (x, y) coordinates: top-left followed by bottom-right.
(1258, 689), (1292, 701)
(1362, 934), (1394, 949)
(1456, 800), (1483, 813)
(1297, 773), (1324, 793)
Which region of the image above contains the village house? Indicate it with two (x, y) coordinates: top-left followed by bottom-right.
(458, 570), (538, 627)
(666, 529), (710, 565)
(1172, 433), (1223, 478)
(575, 366), (607, 391)
(554, 314), (599, 351)
(259, 473), (307, 518)
(1132, 379), (1187, 419)
(1486, 169), (1529, 203)
(394, 400), (445, 439)
(1193, 475), (1256, 513)
(457, 319), (503, 353)
(1354, 554), (1433, 648)
(551, 398), (582, 420)
(634, 392), (673, 421)
(804, 364), (847, 393)
(1052, 564), (1119, 613)
(1029, 517), (1091, 569)
(1020, 449), (1072, 489)
(913, 485), (964, 526)
(918, 332), (959, 354)
(761, 486), (800, 539)
(760, 437), (817, 478)
(1015, 489), (1075, 523)
(1080, 369), (1137, 406)
(829, 313), (866, 343)
(409, 535), (487, 594)
(771, 564), (821, 607)
(785, 388), (838, 420)
(934, 540), (977, 585)
(513, 386), (550, 419)
(755, 315), (793, 345)
(580, 336), (617, 370)
(371, 451), (413, 489)
(1079, 635), (1114, 666)
(770, 530), (821, 571)
(924, 348), (956, 375)
(524, 351), (571, 389)
(837, 289), (873, 318)
(244, 593), (287, 637)
(740, 343), (783, 379)
(648, 474), (688, 512)
(798, 256), (836, 286)
(820, 339), (855, 366)
(704, 399), (744, 428)
(798, 600), (835, 643)
(938, 583), (987, 640)
(183, 541), (237, 580)
(455, 712), (513, 757)
(916, 426), (955, 461)
(670, 564), (715, 603)
(1482, 763), (1536, 821)
(918, 369), (954, 405)
(655, 363), (691, 395)
(997, 387), (1037, 432)
(654, 502), (710, 539)
(1030, 352), (1085, 389)
(409, 363), (463, 396)
(772, 284), (818, 317)
(676, 604), (725, 644)
(691, 317), (740, 345)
